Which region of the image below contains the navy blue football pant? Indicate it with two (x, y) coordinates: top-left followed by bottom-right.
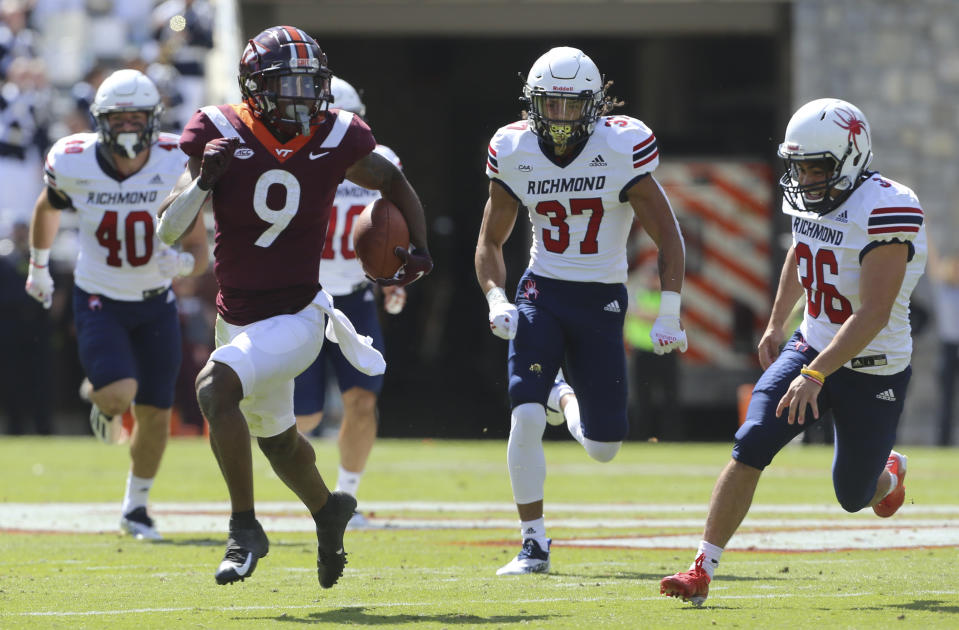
(508, 270), (629, 442)
(73, 286), (181, 409)
(734, 331), (911, 512)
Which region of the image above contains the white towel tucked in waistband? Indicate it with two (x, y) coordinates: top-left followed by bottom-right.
(311, 289), (386, 376)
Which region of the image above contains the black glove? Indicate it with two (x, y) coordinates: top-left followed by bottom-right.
(375, 247), (433, 287)
(198, 137), (239, 190)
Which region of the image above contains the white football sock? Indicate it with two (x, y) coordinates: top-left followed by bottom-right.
(335, 465), (363, 498)
(694, 540), (723, 579)
(121, 472), (153, 516)
(507, 403), (547, 505)
(520, 517), (548, 550)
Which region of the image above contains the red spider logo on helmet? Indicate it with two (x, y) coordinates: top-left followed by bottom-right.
(833, 107), (869, 151)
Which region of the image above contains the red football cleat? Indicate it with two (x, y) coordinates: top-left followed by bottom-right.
(660, 554), (711, 606)
(873, 450), (907, 518)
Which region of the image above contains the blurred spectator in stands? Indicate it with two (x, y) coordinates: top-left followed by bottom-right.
(0, 220), (53, 434)
(928, 239), (959, 446)
(145, 60), (185, 132)
(149, 0), (213, 125)
(0, 55), (50, 231)
(0, 0), (39, 77)
(112, 0), (155, 46)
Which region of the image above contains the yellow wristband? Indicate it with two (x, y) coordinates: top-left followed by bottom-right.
(800, 366), (826, 384)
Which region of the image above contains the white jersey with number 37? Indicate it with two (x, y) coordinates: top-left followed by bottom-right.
(319, 144), (402, 295)
(784, 173), (926, 374)
(43, 132), (188, 301)
(486, 116), (659, 284)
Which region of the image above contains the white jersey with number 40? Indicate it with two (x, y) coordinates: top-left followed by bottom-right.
(319, 144), (402, 295)
(486, 116), (660, 284)
(43, 132), (188, 301)
(784, 173), (927, 375)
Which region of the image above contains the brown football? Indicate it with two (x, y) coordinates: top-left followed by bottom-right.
(351, 198), (410, 280)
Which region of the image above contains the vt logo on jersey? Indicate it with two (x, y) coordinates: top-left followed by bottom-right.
(589, 154), (607, 167)
(275, 148), (293, 158)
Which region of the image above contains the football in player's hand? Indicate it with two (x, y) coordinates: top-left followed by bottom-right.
(352, 198), (410, 280)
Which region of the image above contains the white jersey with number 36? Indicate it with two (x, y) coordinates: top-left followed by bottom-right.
(43, 132), (188, 301)
(319, 144), (402, 295)
(784, 173), (926, 374)
(486, 116), (660, 284)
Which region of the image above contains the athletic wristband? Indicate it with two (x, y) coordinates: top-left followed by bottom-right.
(157, 178), (210, 245)
(800, 366), (826, 386)
(485, 286), (510, 308)
(658, 291), (682, 318)
(29, 247), (50, 267)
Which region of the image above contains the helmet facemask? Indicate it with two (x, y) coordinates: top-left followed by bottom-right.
(524, 90), (602, 148)
(242, 67), (331, 136)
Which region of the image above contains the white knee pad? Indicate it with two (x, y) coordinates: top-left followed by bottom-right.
(507, 402), (547, 504)
(582, 437), (622, 463)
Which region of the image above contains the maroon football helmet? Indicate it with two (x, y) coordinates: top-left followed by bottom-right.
(238, 25), (332, 136)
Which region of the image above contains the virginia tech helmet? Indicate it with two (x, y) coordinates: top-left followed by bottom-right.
(90, 69), (162, 159)
(522, 47), (606, 148)
(778, 98), (873, 214)
(330, 76), (366, 118)
(238, 25), (332, 136)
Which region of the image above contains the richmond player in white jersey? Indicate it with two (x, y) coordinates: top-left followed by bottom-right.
(662, 99), (926, 606)
(293, 77), (406, 529)
(475, 47), (688, 575)
(25, 69), (208, 540)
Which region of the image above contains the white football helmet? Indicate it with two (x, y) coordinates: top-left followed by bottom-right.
(777, 98), (873, 214)
(522, 46), (606, 148)
(90, 69), (162, 159)
(331, 76), (366, 118)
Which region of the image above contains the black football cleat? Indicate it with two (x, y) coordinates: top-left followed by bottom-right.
(215, 519), (270, 585)
(315, 491), (357, 589)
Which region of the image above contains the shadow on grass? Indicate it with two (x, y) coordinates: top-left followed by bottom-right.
(153, 537), (305, 549)
(897, 599), (959, 614)
(245, 608), (557, 625)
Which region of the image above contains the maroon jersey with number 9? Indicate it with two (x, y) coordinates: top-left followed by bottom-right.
(179, 103), (375, 325)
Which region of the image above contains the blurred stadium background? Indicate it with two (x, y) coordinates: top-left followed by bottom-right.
(1, 0), (956, 446)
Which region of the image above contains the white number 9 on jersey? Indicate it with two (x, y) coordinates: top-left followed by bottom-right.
(252, 169), (301, 247)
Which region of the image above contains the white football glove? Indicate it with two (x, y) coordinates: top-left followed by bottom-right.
(383, 286), (406, 315)
(650, 290), (688, 355)
(25, 248), (54, 309)
(156, 246), (195, 278)
(486, 287), (518, 340)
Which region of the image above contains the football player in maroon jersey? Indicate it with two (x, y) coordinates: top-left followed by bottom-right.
(157, 25), (431, 589)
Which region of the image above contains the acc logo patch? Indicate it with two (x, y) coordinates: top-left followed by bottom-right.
(234, 146), (255, 159)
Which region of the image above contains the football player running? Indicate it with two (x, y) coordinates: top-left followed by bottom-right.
(25, 69), (209, 540)
(293, 76), (407, 529)
(475, 46), (687, 575)
(661, 99), (925, 606)
(157, 26), (431, 589)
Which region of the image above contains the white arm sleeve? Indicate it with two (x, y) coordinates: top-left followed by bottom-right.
(157, 178), (210, 245)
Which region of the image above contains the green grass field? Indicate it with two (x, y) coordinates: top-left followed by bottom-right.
(1, 437), (958, 629)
